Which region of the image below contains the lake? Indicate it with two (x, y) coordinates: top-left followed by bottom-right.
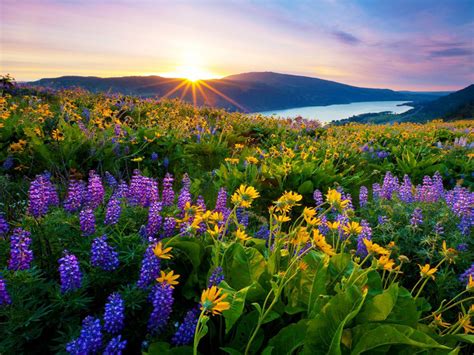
(258, 101), (412, 123)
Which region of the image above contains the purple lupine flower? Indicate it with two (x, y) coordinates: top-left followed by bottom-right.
(215, 187), (228, 212)
(163, 157), (169, 169)
(59, 251), (82, 293)
(255, 225), (270, 241)
(458, 215), (473, 236)
(434, 222), (444, 235)
(359, 186), (368, 207)
(104, 293), (125, 334)
(340, 190), (353, 211)
(208, 266), (225, 287)
(161, 173), (175, 206)
(66, 316), (102, 354)
(410, 208), (423, 227)
(80, 208), (96, 236)
(8, 228), (33, 271)
(172, 308), (199, 346)
(138, 225), (148, 242)
(104, 171), (118, 188)
(137, 245), (161, 289)
(146, 202), (163, 240)
(0, 276), (12, 306)
(456, 243), (468, 252)
(86, 170), (105, 209)
(114, 181), (129, 199)
(104, 335), (127, 355)
(64, 180), (86, 213)
(356, 220), (372, 257)
(128, 170), (159, 207)
(162, 217), (176, 238)
(151, 152), (158, 161)
(319, 215), (329, 235)
(0, 214), (9, 236)
(2, 156), (14, 170)
(148, 283), (174, 334)
(196, 195), (206, 211)
(236, 208), (249, 228)
(399, 175), (414, 203)
(459, 263), (474, 283)
(28, 173), (59, 217)
(313, 189), (324, 207)
(378, 215), (389, 225)
(91, 235), (119, 271)
(380, 172), (399, 200)
(105, 197), (121, 225)
(177, 174), (192, 213)
(372, 183), (382, 200)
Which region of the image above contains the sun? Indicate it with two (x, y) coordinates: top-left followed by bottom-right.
(165, 65), (219, 82)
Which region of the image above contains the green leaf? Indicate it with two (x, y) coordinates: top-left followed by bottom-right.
(268, 319), (308, 355)
(298, 180), (314, 195)
(350, 324), (450, 354)
(356, 283), (399, 323)
(303, 285), (367, 355)
(220, 282), (252, 333)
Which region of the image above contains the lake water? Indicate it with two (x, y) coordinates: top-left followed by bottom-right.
(258, 101), (412, 123)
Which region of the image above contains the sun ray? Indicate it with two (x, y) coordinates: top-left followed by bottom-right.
(160, 80), (188, 100)
(191, 82), (197, 107)
(199, 81), (247, 112)
(180, 81), (191, 100)
(195, 81), (211, 105)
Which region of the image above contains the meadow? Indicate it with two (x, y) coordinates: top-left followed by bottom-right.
(0, 85), (473, 354)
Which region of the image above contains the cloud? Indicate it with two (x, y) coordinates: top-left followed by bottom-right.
(429, 47), (473, 58)
(332, 31), (361, 45)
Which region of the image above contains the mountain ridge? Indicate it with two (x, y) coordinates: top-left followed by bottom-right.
(30, 71), (450, 112)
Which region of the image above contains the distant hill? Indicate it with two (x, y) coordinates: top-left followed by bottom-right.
(30, 72), (447, 112)
(332, 84), (474, 125)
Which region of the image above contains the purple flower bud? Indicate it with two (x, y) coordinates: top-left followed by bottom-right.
(146, 202), (163, 240)
(359, 186), (368, 207)
(399, 175), (414, 203)
(215, 187), (228, 212)
(105, 197), (121, 226)
(59, 251), (82, 293)
(151, 152), (158, 161)
(0, 214), (9, 236)
(162, 217), (176, 238)
(208, 266), (225, 287)
(28, 173), (59, 217)
(80, 208), (96, 236)
(104, 335), (127, 355)
(66, 316), (102, 354)
(86, 170), (105, 209)
(356, 220), (372, 257)
(410, 208), (423, 227)
(8, 228), (33, 270)
(137, 245), (161, 289)
(0, 276), (12, 306)
(161, 173), (175, 206)
(104, 293), (125, 334)
(172, 308), (199, 346)
(313, 189), (324, 206)
(64, 180), (86, 213)
(148, 283), (174, 334)
(91, 235), (119, 271)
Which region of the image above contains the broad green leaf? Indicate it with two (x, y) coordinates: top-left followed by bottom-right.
(356, 283), (399, 323)
(350, 324), (450, 354)
(220, 282), (252, 333)
(298, 180), (314, 195)
(303, 285), (367, 355)
(268, 319), (308, 355)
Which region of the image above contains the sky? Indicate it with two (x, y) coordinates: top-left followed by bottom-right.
(1, 0), (473, 90)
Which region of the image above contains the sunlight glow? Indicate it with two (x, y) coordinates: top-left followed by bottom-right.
(159, 50), (221, 82)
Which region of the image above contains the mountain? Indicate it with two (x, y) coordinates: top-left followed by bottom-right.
(332, 84), (474, 125)
(30, 72), (446, 112)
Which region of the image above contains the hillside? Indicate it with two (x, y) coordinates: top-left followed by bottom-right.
(30, 72), (444, 113)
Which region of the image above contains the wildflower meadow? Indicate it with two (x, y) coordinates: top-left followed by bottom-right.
(0, 85), (473, 354)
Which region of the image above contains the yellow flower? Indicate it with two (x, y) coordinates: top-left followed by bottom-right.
(225, 158), (239, 164)
(467, 275), (474, 291)
(51, 129), (65, 141)
(274, 191), (303, 213)
(131, 157), (144, 162)
(274, 214), (291, 223)
(363, 239), (390, 256)
(231, 185), (260, 208)
(9, 139), (27, 152)
(156, 270), (180, 287)
(292, 227), (310, 245)
(153, 242), (173, 259)
(327, 221), (340, 232)
(418, 264), (437, 280)
(458, 313), (474, 334)
(246, 156), (259, 164)
(326, 189), (350, 210)
(312, 229), (335, 256)
(200, 286), (230, 315)
(235, 228), (251, 241)
(342, 221), (362, 235)
(299, 261), (309, 271)
(303, 207), (321, 226)
(207, 225), (222, 238)
(441, 240), (457, 264)
(234, 143), (244, 149)
(432, 313), (451, 328)
(377, 255), (395, 271)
